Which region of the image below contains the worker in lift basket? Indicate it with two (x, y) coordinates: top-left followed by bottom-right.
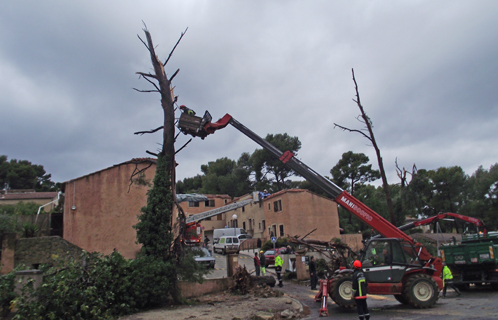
(179, 105), (196, 116)
(352, 260), (370, 320)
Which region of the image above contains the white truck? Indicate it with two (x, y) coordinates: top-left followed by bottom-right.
(213, 228), (249, 244)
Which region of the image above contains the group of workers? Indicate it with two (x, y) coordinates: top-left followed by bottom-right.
(253, 249), (284, 287)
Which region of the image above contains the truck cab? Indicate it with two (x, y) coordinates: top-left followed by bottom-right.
(361, 238), (423, 284)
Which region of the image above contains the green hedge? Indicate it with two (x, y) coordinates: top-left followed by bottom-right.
(9, 251), (177, 320)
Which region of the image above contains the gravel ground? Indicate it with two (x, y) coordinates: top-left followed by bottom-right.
(118, 290), (304, 320)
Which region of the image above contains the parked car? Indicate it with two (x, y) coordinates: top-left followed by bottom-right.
(237, 234), (252, 241)
(189, 247), (215, 269)
(213, 236), (240, 255)
(263, 247), (286, 267)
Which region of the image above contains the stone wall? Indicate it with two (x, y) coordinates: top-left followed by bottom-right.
(14, 236), (84, 269)
(178, 278), (235, 299)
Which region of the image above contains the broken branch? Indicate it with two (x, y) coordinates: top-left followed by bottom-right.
(175, 138), (192, 155)
(163, 28), (188, 67)
(134, 126), (164, 135)
(333, 123), (372, 142)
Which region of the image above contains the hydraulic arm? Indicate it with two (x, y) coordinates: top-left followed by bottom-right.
(200, 113), (435, 260)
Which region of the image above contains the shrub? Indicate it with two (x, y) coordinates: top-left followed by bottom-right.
(13, 251), (177, 320)
(0, 272), (17, 318)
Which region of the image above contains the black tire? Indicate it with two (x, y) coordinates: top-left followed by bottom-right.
(394, 294), (409, 304)
(329, 273), (356, 309)
(403, 273), (439, 308)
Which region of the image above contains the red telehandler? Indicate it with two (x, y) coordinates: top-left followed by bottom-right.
(178, 111), (444, 308)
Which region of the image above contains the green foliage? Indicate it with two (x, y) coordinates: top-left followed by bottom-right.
(330, 151), (380, 194)
(177, 174), (203, 194)
(315, 258), (329, 278)
(251, 133), (301, 191)
(405, 166), (467, 217)
(199, 157), (252, 197)
(135, 154), (206, 303)
(21, 222), (39, 238)
(13, 251), (176, 320)
(0, 155), (57, 191)
(0, 215), (19, 236)
(461, 163), (498, 230)
(0, 272), (17, 318)
(261, 237), (292, 252)
(0, 201), (40, 216)
(134, 154), (174, 260)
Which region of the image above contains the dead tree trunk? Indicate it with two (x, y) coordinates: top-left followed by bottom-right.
(334, 69), (396, 224)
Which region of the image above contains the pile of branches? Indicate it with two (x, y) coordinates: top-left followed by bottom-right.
(231, 266), (280, 297)
(231, 266), (252, 294)
(288, 229), (359, 277)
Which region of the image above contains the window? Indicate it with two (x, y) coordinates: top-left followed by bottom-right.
(268, 203), (271, 210)
(279, 225), (285, 237)
(273, 200), (282, 212)
(243, 222), (246, 230)
(205, 200), (215, 207)
(262, 220), (266, 230)
(242, 206), (245, 212)
(188, 201), (199, 207)
(259, 222), (261, 230)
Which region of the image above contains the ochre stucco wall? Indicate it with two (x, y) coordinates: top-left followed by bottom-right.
(263, 190), (340, 242)
(63, 161), (156, 259)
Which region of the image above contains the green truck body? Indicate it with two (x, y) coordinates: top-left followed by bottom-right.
(441, 231), (498, 288)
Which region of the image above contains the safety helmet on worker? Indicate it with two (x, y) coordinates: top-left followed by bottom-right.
(353, 260), (362, 269)
(180, 105), (186, 109)
(260, 250), (264, 253)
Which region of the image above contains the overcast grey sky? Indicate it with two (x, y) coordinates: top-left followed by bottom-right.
(1, 1), (497, 188)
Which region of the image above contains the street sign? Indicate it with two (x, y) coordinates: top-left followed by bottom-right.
(271, 237), (277, 243)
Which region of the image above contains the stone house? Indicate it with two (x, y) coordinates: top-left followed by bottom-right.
(225, 189), (342, 242)
(0, 189), (59, 210)
(62, 158), (158, 259)
(60, 159), (356, 259)
(62, 158), (231, 259)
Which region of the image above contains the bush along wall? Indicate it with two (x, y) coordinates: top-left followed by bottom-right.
(11, 251), (176, 320)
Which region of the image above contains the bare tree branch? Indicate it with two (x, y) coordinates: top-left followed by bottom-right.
(333, 123), (372, 142)
(163, 28), (188, 67)
(299, 228), (317, 241)
(146, 150), (158, 157)
(351, 68), (396, 224)
(134, 126), (164, 135)
(133, 88), (159, 93)
(169, 68), (180, 82)
(175, 138), (192, 155)
(136, 72), (161, 92)
(127, 160), (154, 192)
(137, 34), (149, 51)
(136, 72), (157, 79)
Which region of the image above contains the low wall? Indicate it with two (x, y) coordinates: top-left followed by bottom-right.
(178, 277), (234, 299)
(340, 234), (363, 252)
(14, 236), (84, 269)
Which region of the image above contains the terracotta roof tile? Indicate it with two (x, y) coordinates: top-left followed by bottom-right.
(0, 192), (58, 200)
(64, 158), (157, 183)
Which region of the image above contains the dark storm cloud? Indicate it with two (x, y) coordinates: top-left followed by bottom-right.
(1, 1), (497, 187)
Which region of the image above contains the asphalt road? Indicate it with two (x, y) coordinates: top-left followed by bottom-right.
(279, 280), (498, 319)
(208, 252), (498, 319)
